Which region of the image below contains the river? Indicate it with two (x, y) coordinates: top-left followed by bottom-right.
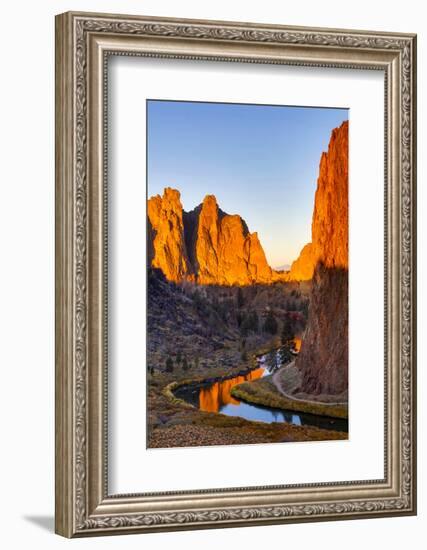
(173, 354), (348, 433)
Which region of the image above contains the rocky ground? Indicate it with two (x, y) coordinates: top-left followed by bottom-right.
(149, 421), (347, 448)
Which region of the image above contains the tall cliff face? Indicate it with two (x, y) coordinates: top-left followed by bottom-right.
(296, 120), (349, 396)
(311, 122), (349, 271)
(286, 122), (349, 284)
(148, 189), (275, 285)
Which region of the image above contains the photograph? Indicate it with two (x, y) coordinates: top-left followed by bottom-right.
(146, 100), (349, 449)
(53, 9), (416, 538)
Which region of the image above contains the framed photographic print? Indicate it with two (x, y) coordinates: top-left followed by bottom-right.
(55, 11), (417, 537)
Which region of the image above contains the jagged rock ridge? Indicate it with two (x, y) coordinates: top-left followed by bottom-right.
(148, 189), (283, 285)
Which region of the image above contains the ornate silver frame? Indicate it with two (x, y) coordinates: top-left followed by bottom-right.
(55, 11), (417, 537)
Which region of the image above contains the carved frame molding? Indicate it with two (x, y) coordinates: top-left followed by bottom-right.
(55, 11), (416, 537)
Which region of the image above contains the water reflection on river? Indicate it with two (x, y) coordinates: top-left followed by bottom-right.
(173, 362), (348, 432)
(199, 367), (265, 412)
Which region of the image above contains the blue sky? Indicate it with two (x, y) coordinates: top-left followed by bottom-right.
(147, 100), (348, 268)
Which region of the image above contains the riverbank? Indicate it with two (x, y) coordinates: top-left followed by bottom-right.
(231, 374), (348, 419)
(148, 407), (347, 448)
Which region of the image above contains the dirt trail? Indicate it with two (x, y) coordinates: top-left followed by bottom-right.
(272, 363), (347, 407)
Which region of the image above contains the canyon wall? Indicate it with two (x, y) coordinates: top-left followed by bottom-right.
(296, 120), (349, 395)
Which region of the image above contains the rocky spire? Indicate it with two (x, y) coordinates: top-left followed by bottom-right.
(147, 187), (193, 283)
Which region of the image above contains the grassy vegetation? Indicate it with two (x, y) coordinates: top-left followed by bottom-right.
(231, 376), (348, 419)
(161, 381), (195, 409)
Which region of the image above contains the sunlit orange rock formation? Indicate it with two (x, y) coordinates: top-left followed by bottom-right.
(148, 189), (285, 285)
(311, 122), (349, 271)
(286, 243), (315, 281)
(195, 195), (273, 285)
(296, 121), (349, 395)
(147, 188), (193, 283)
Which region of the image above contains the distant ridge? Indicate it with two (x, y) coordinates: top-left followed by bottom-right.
(274, 264), (290, 272)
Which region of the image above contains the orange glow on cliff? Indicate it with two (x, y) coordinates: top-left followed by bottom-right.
(293, 337), (302, 353)
(199, 368), (264, 413)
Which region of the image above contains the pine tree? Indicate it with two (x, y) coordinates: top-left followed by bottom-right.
(251, 310), (259, 332)
(237, 287), (244, 308)
(240, 310), (259, 336)
(263, 310), (278, 335)
(165, 357), (174, 373)
(281, 316), (295, 345)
